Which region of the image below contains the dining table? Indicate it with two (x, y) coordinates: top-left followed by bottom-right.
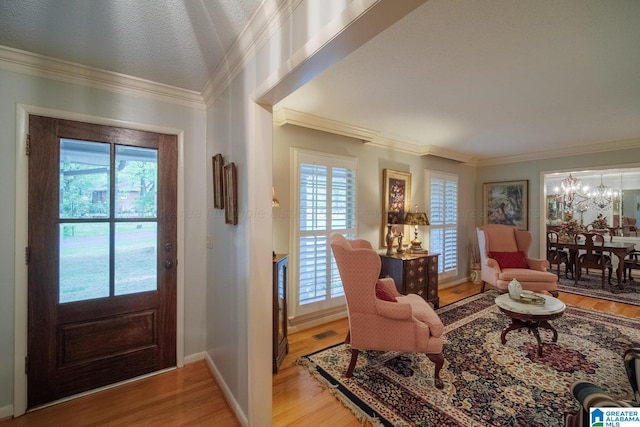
(550, 238), (636, 289)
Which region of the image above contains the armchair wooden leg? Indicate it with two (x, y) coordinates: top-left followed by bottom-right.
(426, 352), (445, 389)
(480, 281), (486, 293)
(345, 349), (359, 378)
(345, 329), (350, 344)
(550, 290), (558, 298)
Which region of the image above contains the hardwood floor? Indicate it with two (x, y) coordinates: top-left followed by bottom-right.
(2, 282), (638, 426)
(0, 359), (240, 426)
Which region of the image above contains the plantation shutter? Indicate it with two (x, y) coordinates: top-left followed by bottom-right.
(293, 149), (357, 317)
(428, 172), (458, 277)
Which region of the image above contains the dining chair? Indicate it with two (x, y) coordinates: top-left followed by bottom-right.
(574, 233), (613, 289)
(623, 250), (640, 282)
(546, 231), (571, 279)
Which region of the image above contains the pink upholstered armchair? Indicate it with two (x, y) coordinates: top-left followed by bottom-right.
(329, 233), (445, 389)
(477, 224), (558, 297)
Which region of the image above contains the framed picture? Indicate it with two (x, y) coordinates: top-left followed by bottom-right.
(224, 162), (238, 225)
(483, 180), (528, 230)
(212, 154), (225, 209)
(382, 169), (411, 247)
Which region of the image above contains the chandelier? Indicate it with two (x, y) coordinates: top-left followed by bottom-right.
(589, 175), (613, 210)
(554, 173), (621, 213)
(554, 173), (590, 210)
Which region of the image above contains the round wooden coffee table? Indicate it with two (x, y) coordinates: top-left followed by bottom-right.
(494, 293), (566, 356)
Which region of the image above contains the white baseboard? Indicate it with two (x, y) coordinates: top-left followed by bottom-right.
(0, 405), (14, 421)
(184, 351), (206, 364)
(204, 353), (248, 427)
(440, 276), (476, 289)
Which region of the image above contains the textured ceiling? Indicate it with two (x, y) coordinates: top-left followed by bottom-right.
(277, 0), (640, 160)
(0, 0), (262, 91)
(1, 0), (639, 161)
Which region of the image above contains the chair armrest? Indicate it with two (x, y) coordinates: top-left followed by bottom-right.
(377, 277), (401, 297)
(485, 257), (501, 271)
(526, 257), (550, 271)
(571, 381), (640, 410)
(624, 348), (640, 401)
(625, 347), (640, 358)
(374, 299), (413, 320)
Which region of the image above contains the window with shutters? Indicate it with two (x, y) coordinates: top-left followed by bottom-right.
(428, 172), (458, 279)
(291, 149), (357, 317)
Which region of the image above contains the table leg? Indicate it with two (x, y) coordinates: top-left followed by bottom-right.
(530, 327), (544, 357)
(500, 318), (524, 344)
(538, 320), (558, 342)
(501, 319), (555, 356)
(613, 251), (626, 290)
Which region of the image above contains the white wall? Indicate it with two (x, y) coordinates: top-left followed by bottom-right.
(205, 0), (429, 424)
(0, 67), (207, 414)
(272, 124), (478, 294)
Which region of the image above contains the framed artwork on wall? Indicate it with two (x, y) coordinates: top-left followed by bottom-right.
(483, 180), (528, 230)
(212, 154), (224, 209)
(224, 162), (238, 225)
(382, 169), (411, 247)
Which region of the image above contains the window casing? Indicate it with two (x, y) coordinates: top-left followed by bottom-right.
(291, 149), (357, 318)
(428, 172), (458, 279)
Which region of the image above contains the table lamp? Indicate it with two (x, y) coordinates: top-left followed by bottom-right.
(403, 209), (429, 253)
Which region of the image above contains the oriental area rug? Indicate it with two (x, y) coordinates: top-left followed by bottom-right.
(555, 267), (640, 307)
(298, 292), (640, 427)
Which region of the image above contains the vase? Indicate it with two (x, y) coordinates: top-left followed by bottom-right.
(508, 279), (522, 298)
(396, 233), (405, 253)
(385, 224), (394, 256)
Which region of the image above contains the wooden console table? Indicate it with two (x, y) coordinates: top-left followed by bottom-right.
(379, 253), (439, 308)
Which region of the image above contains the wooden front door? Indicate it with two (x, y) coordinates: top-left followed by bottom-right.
(27, 116), (177, 408)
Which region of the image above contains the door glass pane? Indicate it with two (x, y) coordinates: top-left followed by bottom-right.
(115, 222), (157, 295)
(59, 139), (110, 219)
(59, 223), (110, 303)
(115, 146), (158, 218)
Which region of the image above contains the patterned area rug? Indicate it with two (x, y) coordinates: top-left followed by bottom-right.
(556, 266), (640, 306)
(298, 292), (640, 426)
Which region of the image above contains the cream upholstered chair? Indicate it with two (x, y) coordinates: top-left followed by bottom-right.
(329, 233), (445, 389)
(477, 224), (558, 296)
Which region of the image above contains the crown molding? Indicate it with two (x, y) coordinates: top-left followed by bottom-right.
(0, 45), (205, 109)
(421, 145), (477, 164)
(274, 107), (476, 163)
(369, 136), (476, 163)
(476, 136), (640, 166)
(274, 107), (640, 166)
(273, 107), (379, 142)
(202, 0), (303, 107)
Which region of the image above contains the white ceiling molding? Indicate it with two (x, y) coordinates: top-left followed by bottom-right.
(477, 136), (640, 167)
(368, 137), (475, 164)
(0, 45), (205, 109)
(274, 107), (476, 163)
(202, 0), (303, 107)
(420, 145), (476, 164)
(273, 107), (379, 142)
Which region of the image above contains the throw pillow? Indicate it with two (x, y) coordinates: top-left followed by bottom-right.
(489, 251), (528, 269)
(375, 280), (398, 302)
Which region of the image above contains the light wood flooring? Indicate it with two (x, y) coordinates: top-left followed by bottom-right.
(2, 282), (639, 426)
